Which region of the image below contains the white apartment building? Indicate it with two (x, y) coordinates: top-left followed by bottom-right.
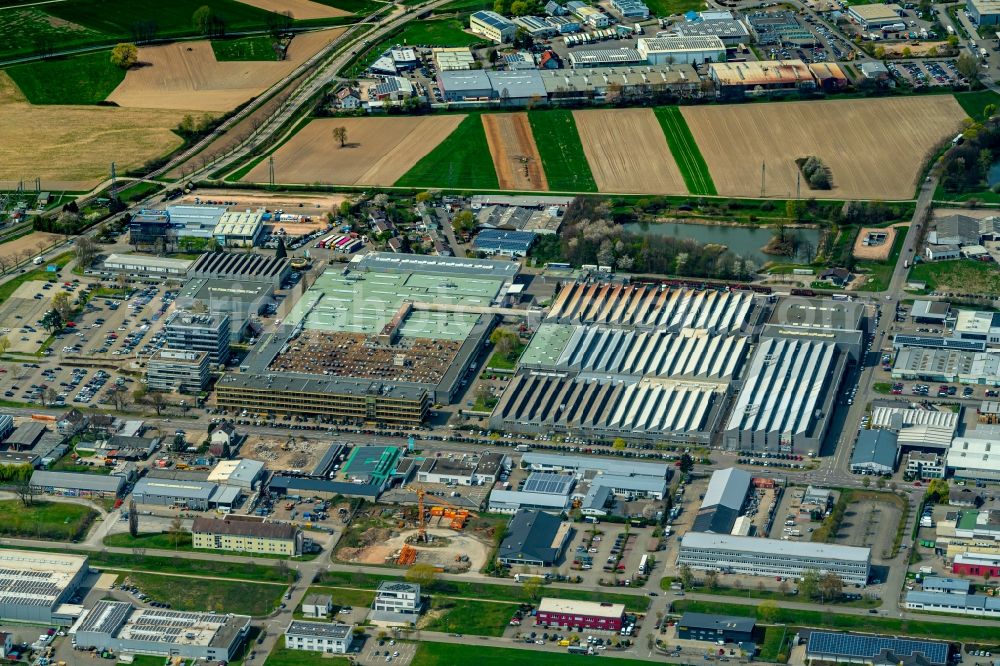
(284, 621), (353, 654)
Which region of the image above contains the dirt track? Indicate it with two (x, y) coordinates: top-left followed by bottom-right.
(107, 29), (345, 112)
(682, 97), (965, 200)
(0, 72), (191, 189)
(243, 116), (464, 186)
(234, 0), (349, 19)
(573, 108), (686, 195)
(483, 113), (548, 191)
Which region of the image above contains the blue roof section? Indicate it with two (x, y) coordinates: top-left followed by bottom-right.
(893, 335), (986, 352)
(851, 429), (899, 469)
(922, 576), (971, 592)
(473, 229), (537, 253)
(472, 10), (516, 29)
(806, 631), (948, 666)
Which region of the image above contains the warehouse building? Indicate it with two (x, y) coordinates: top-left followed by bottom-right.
(0, 550), (88, 624)
(709, 59), (816, 99)
(676, 613), (755, 643)
(953, 310), (1000, 346)
(892, 347), (1000, 385)
(611, 0), (649, 18)
(192, 515), (302, 556)
(30, 470), (125, 497)
(677, 532), (871, 585)
(268, 476), (382, 500)
(910, 300), (951, 324)
(488, 472), (574, 513)
(284, 621), (354, 654)
(891, 336), (984, 354)
(187, 251), (291, 288)
(904, 590), (1000, 617)
(470, 10), (517, 42)
(165, 312), (231, 364)
(499, 509), (573, 566)
(417, 452), (509, 486)
(746, 11), (817, 45)
(693, 467), (752, 534)
(869, 405), (958, 452)
(969, 0), (1000, 25)
(952, 552), (1000, 577)
(670, 18), (750, 46)
(519, 324), (748, 381)
(947, 427), (1000, 481)
(922, 576), (971, 594)
(637, 36), (726, 64)
(132, 477), (241, 511)
(848, 3), (903, 29)
(74, 600), (251, 661)
(540, 64), (702, 102)
(522, 452), (669, 480)
(765, 297), (865, 361)
(491, 373), (725, 444)
(146, 349), (210, 394)
(432, 47), (476, 71)
(214, 211), (265, 247)
(102, 254), (193, 279)
(723, 336), (845, 455)
(569, 47), (644, 68)
(165, 205), (227, 239)
(207, 459), (265, 489)
(547, 282), (754, 333)
(472, 229), (536, 257)
(176, 278), (274, 343)
(851, 430), (899, 475)
(805, 631), (949, 666)
(536, 598), (625, 631)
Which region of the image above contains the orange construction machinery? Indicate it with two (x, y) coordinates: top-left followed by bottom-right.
(396, 544), (417, 566)
(408, 484), (477, 542)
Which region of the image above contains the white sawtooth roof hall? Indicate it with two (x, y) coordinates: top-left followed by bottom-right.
(869, 406), (959, 431)
(681, 532), (872, 562)
(726, 337), (836, 437)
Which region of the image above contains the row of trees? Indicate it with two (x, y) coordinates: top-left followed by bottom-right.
(940, 113), (1000, 194)
(677, 565), (845, 604)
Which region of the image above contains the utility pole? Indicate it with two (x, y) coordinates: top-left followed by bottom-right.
(796, 169), (801, 200)
(269, 155), (275, 187)
(760, 161), (766, 198)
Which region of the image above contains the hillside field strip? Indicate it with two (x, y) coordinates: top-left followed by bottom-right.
(681, 96), (966, 200)
(528, 110), (597, 192)
(243, 116), (465, 186)
(482, 113), (548, 191)
(233, 0), (349, 18)
(106, 29), (345, 112)
(396, 115), (499, 190)
(573, 108), (687, 195)
(653, 106), (716, 196)
(0, 72), (192, 189)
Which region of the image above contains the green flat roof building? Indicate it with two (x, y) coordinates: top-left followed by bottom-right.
(342, 446), (402, 491)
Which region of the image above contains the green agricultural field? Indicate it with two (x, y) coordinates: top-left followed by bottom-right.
(396, 115), (499, 190)
(0, 500), (97, 541)
(0, 8), (103, 61)
(344, 17), (484, 75)
(212, 36), (281, 61)
(424, 599), (520, 636)
(125, 572), (285, 616)
(528, 110), (597, 192)
(910, 259), (1000, 295)
(653, 106), (716, 196)
(412, 643), (656, 666)
(88, 550), (296, 582)
(4, 51), (126, 105)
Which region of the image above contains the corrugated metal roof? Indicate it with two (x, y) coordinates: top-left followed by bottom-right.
(701, 467), (752, 511)
(681, 532), (871, 562)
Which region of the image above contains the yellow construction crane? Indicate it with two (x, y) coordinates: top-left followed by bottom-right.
(405, 483), (477, 543)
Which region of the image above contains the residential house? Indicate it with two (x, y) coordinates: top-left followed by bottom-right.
(336, 87), (362, 110)
(302, 594), (333, 619)
(57, 409), (88, 436)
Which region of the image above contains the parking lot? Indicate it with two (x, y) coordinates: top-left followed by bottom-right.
(355, 635), (416, 666)
(888, 59), (967, 87)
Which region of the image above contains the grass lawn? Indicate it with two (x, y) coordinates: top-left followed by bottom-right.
(653, 106), (716, 196)
(643, 0), (707, 15)
(265, 637), (351, 665)
(88, 550), (297, 583)
(115, 180), (163, 203)
(424, 598), (520, 636)
(909, 259), (1000, 295)
(212, 36), (281, 61)
(873, 382), (892, 394)
(126, 572), (284, 616)
(486, 341), (525, 370)
(856, 225), (907, 292)
(759, 625), (789, 662)
(396, 115), (499, 190)
(103, 531), (319, 559)
(396, 17), (483, 46)
(932, 184), (1000, 203)
(50, 457), (112, 474)
(412, 642), (656, 666)
(528, 110), (598, 193)
(672, 600), (1000, 645)
(303, 585), (375, 609)
(955, 90), (1000, 121)
(311, 0), (386, 13)
(0, 499), (97, 541)
(4, 51), (126, 104)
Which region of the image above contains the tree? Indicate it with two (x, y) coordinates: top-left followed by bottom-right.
(612, 437), (627, 451)
(901, 46), (912, 58)
(786, 199), (805, 222)
(452, 210), (475, 236)
(521, 575), (542, 601)
(146, 391), (168, 415)
(42, 387), (57, 407)
(168, 515), (185, 548)
(109, 385), (131, 411)
(983, 103), (997, 121)
(15, 478), (37, 507)
(0, 336), (9, 356)
(128, 498), (139, 538)
(110, 42), (139, 69)
(948, 34), (960, 48)
(799, 569), (820, 600)
(679, 564), (693, 589)
(40, 309), (63, 333)
(704, 570), (719, 590)
(405, 562), (437, 587)
(818, 573), (844, 602)
(757, 600), (780, 624)
(956, 53), (980, 82)
(51, 291), (74, 322)
(678, 453), (694, 474)
(192, 5), (213, 33)
(332, 126), (348, 148)
(874, 46), (886, 59)
(75, 236), (99, 269)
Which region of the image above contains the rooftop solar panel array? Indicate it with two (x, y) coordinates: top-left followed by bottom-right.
(806, 631), (948, 666)
(523, 472), (574, 495)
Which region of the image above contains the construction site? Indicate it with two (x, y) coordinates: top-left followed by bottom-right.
(243, 434), (329, 471)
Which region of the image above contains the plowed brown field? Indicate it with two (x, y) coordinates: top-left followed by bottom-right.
(483, 113), (548, 191)
(234, 0), (349, 19)
(573, 108), (686, 195)
(0, 72), (191, 189)
(107, 28), (345, 112)
(681, 97), (965, 200)
(242, 116), (465, 186)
